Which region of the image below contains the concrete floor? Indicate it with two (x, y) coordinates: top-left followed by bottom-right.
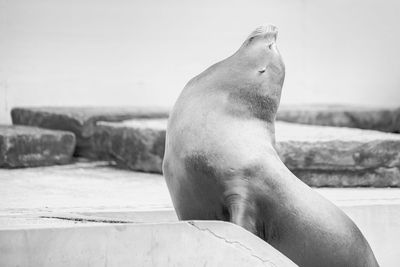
(1, 160), (400, 265)
(1, 159), (400, 228)
(0, 161), (400, 227)
(0, 160), (175, 227)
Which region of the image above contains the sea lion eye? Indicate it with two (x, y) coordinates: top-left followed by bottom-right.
(267, 43), (274, 49)
(259, 67), (266, 73)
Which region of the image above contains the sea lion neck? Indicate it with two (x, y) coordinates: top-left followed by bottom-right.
(220, 25), (284, 123)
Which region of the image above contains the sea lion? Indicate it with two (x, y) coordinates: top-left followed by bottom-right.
(162, 25), (379, 267)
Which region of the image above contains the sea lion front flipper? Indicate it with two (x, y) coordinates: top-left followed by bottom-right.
(226, 194), (258, 235)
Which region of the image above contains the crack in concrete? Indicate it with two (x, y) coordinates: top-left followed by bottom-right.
(40, 215), (134, 224)
(187, 221), (277, 267)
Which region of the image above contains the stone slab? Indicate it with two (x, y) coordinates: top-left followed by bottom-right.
(0, 221), (297, 267)
(9, 105), (400, 186)
(275, 122), (400, 187)
(95, 119), (400, 187)
(11, 107), (170, 158)
(277, 104), (400, 133)
(276, 122), (400, 171)
(0, 125), (75, 168)
(96, 119), (166, 172)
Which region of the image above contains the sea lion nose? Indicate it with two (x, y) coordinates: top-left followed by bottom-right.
(249, 25), (278, 43)
(263, 24), (278, 43)
(264, 24), (277, 34)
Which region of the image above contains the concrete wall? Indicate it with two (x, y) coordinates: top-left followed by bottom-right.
(1, 0), (400, 124)
(341, 204), (400, 267)
(0, 221), (297, 267)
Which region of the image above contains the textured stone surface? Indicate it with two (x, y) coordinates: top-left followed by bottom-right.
(277, 104), (400, 133)
(10, 106), (400, 186)
(0, 125), (75, 168)
(0, 222), (297, 267)
(96, 119), (166, 172)
(277, 122), (400, 171)
(92, 119), (400, 186)
(11, 107), (169, 158)
(275, 122), (400, 187)
(292, 168), (400, 187)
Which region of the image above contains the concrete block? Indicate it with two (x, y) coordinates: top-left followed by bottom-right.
(276, 122), (400, 187)
(277, 104), (400, 133)
(96, 119), (166, 173)
(0, 125), (75, 168)
(10, 106), (400, 186)
(0, 221), (297, 267)
(91, 119), (400, 186)
(11, 107), (169, 158)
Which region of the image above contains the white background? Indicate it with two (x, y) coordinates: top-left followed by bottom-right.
(1, 0), (400, 123)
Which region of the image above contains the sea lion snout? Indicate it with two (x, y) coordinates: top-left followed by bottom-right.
(240, 24), (282, 62)
(248, 25), (278, 44)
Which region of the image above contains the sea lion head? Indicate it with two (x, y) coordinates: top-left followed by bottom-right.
(229, 25), (285, 122)
(239, 24), (285, 85)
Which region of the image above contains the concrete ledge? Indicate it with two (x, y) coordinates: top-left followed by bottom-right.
(11, 107), (169, 158)
(292, 168), (400, 187)
(0, 221), (297, 267)
(277, 104), (400, 133)
(96, 120), (400, 187)
(10, 107), (400, 186)
(276, 122), (400, 187)
(0, 125), (75, 168)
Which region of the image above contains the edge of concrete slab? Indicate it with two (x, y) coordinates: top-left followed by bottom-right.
(0, 220), (297, 267)
(276, 104), (400, 132)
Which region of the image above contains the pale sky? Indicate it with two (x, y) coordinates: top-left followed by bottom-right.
(1, 0), (400, 123)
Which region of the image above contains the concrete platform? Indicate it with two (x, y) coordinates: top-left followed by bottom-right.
(0, 159), (172, 215)
(1, 160), (400, 222)
(0, 221), (297, 267)
(0, 161), (399, 266)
